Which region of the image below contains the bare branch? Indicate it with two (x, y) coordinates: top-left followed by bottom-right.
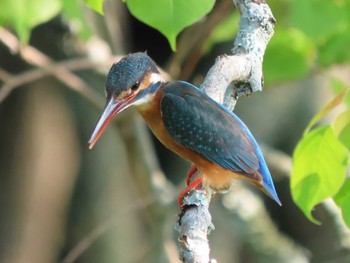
(0, 57), (106, 107)
(0, 68), (13, 81)
(0, 27), (105, 108)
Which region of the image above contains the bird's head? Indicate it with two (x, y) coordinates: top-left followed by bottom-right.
(89, 52), (163, 149)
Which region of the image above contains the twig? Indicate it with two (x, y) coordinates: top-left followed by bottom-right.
(0, 57), (106, 107)
(176, 1), (276, 262)
(0, 27), (105, 108)
(0, 68), (13, 81)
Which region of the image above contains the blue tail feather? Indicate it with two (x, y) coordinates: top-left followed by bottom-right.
(257, 151), (282, 206)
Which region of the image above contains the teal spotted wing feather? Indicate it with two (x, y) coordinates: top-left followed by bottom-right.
(160, 82), (259, 175)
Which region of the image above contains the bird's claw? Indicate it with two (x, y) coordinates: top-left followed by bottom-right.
(186, 165), (198, 185)
(178, 176), (203, 209)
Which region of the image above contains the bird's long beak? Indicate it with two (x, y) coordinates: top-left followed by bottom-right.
(88, 94), (137, 149)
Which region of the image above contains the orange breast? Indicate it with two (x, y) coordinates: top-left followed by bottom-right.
(134, 92), (243, 191)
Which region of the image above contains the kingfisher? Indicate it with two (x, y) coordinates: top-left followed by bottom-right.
(89, 52), (281, 208)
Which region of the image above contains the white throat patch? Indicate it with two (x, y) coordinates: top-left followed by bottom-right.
(150, 72), (164, 84)
(133, 73), (164, 106)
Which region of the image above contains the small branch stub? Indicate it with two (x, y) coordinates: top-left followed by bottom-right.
(201, 0), (276, 110)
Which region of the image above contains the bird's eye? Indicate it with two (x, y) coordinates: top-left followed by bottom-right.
(131, 81), (140, 91)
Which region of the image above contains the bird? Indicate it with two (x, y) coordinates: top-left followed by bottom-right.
(89, 52), (281, 208)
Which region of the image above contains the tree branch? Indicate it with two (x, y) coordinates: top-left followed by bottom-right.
(201, 0), (275, 108)
(0, 27), (106, 108)
(176, 1), (276, 262)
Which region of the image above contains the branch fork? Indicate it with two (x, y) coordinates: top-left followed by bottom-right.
(201, 0), (275, 109)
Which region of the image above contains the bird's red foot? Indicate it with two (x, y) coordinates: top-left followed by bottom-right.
(178, 176), (203, 209)
(186, 165), (198, 185)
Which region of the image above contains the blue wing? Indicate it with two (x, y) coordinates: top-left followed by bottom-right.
(160, 81), (281, 205)
(161, 82), (259, 175)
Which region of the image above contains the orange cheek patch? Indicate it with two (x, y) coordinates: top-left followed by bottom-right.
(139, 72), (153, 91)
(116, 90), (132, 100)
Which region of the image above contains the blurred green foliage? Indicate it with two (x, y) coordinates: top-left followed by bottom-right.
(264, 28), (315, 84)
(62, 0), (92, 39)
(289, 0), (348, 41)
(0, 0), (61, 41)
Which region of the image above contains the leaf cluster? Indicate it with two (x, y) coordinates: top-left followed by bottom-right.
(291, 85), (350, 227)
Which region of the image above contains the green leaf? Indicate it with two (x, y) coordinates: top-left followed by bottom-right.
(334, 178), (350, 228)
(303, 89), (348, 136)
(0, 0), (61, 42)
(290, 0), (348, 41)
(291, 126), (349, 224)
(125, 0), (215, 51)
(333, 110), (350, 150)
(84, 0), (104, 15)
(264, 28), (315, 84)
